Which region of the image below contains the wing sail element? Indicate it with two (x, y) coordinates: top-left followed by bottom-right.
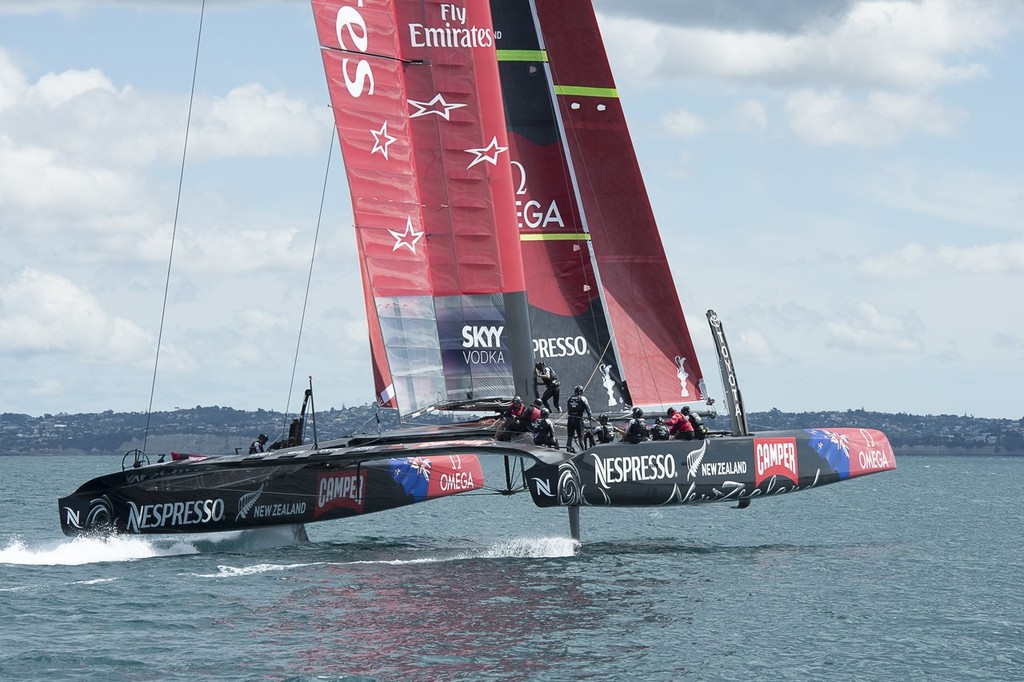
(311, 0), (533, 415)
(495, 0), (707, 410)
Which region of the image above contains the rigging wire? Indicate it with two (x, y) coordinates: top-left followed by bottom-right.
(142, 0), (205, 454)
(281, 125), (336, 424)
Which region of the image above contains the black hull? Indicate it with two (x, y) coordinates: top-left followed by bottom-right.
(57, 433), (552, 536)
(58, 425), (895, 537)
(525, 427), (895, 508)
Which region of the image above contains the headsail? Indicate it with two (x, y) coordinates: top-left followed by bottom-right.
(492, 0), (707, 411)
(311, 0), (533, 414)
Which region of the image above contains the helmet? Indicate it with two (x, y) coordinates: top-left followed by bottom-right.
(574, 385), (583, 395)
(632, 407), (644, 418)
(535, 361), (545, 368)
(656, 418), (664, 425)
(540, 408), (550, 418)
(534, 398), (543, 407)
(681, 406), (691, 414)
(511, 396), (523, 407)
(599, 414), (608, 423)
(666, 407), (676, 417)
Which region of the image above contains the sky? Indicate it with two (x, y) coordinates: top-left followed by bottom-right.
(1, 0), (1022, 420)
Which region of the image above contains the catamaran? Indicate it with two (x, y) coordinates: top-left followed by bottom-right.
(58, 0), (896, 541)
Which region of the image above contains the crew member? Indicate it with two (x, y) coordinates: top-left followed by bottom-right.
(533, 361), (561, 413)
(249, 433), (268, 454)
(565, 385), (592, 453)
(496, 397), (530, 441)
(651, 417), (670, 440)
(682, 406), (708, 439)
(591, 414), (623, 444)
(623, 407), (649, 444)
(666, 407), (694, 440)
(532, 408), (559, 448)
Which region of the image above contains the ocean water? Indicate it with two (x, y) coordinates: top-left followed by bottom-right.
(1, 454), (1021, 681)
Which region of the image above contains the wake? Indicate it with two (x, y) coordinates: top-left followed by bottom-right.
(0, 535), (196, 566)
(0, 525), (308, 566)
(187, 536), (579, 579)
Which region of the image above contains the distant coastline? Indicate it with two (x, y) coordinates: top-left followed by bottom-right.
(1, 405), (1022, 457)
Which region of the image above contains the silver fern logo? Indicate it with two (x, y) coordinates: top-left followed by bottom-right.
(236, 484), (265, 522)
(686, 440), (708, 480)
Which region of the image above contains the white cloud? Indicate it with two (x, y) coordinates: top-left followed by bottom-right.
(729, 99), (768, 131)
(0, 47), (28, 110)
(822, 301), (924, 352)
(864, 164), (1024, 231)
(602, 0), (1008, 89)
(735, 301), (925, 359)
(0, 268), (153, 361)
(189, 84), (330, 160)
(661, 108), (706, 137)
(3, 70), (329, 169)
(733, 328), (782, 365)
(784, 88), (966, 146)
(821, 0), (998, 90)
(860, 238), (1024, 278)
(0, 134), (146, 226)
(599, 0), (1020, 145)
(27, 67), (117, 106)
(0, 47), (332, 247)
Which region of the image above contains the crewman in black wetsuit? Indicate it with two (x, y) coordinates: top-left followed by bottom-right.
(623, 407), (649, 444)
(682, 406), (708, 439)
(533, 361), (561, 412)
(651, 418), (670, 440)
(591, 414), (623, 444)
(532, 408), (559, 448)
(565, 385), (592, 453)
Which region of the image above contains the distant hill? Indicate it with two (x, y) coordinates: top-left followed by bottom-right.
(1, 404), (1022, 457)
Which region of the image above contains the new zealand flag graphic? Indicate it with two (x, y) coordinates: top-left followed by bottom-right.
(806, 429), (851, 479)
(389, 457), (431, 501)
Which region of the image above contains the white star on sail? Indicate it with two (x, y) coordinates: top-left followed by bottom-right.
(465, 136), (508, 169)
(370, 120), (397, 160)
(407, 93), (466, 120)
(389, 217), (424, 254)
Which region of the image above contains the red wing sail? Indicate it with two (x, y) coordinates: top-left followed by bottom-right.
(491, 3), (627, 413)
(311, 0), (531, 414)
(519, 0), (706, 409)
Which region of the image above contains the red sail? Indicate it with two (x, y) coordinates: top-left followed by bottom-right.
(488, 0), (705, 411)
(490, 3), (625, 413)
(529, 0), (705, 408)
(311, 0), (531, 413)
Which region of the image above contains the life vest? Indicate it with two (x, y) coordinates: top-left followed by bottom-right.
(593, 424), (615, 444)
(667, 412), (692, 436)
(624, 418), (649, 443)
(566, 395), (589, 418)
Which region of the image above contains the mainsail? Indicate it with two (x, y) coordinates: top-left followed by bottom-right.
(492, 0), (707, 411)
(311, 0), (533, 415)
